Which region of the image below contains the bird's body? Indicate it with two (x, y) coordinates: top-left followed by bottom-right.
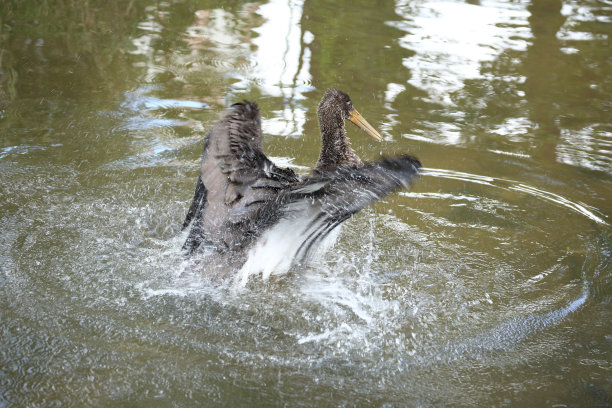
(182, 88), (421, 284)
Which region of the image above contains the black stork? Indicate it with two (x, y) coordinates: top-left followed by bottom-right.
(181, 88), (421, 284)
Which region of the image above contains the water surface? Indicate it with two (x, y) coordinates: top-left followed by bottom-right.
(1, 0), (610, 406)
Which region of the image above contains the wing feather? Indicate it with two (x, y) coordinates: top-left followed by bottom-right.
(235, 155), (422, 282)
(277, 155), (422, 261)
(182, 102), (300, 253)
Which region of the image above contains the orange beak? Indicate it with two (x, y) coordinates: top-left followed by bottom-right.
(348, 108), (383, 141)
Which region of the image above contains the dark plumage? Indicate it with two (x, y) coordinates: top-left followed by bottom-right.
(182, 88), (421, 282)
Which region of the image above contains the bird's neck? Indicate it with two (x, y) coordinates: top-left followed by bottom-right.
(315, 125), (362, 173)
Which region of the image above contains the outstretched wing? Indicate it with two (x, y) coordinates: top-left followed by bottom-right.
(278, 155), (422, 262)
(182, 101), (300, 253)
(235, 155), (421, 284)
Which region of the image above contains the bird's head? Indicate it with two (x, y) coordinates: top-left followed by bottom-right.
(318, 88), (382, 141)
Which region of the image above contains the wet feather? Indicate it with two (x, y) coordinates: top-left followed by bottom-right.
(182, 89), (422, 282)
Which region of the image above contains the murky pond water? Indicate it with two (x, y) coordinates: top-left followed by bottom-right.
(1, 0), (611, 406)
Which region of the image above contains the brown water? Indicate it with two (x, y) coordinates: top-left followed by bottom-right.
(1, 0), (611, 406)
